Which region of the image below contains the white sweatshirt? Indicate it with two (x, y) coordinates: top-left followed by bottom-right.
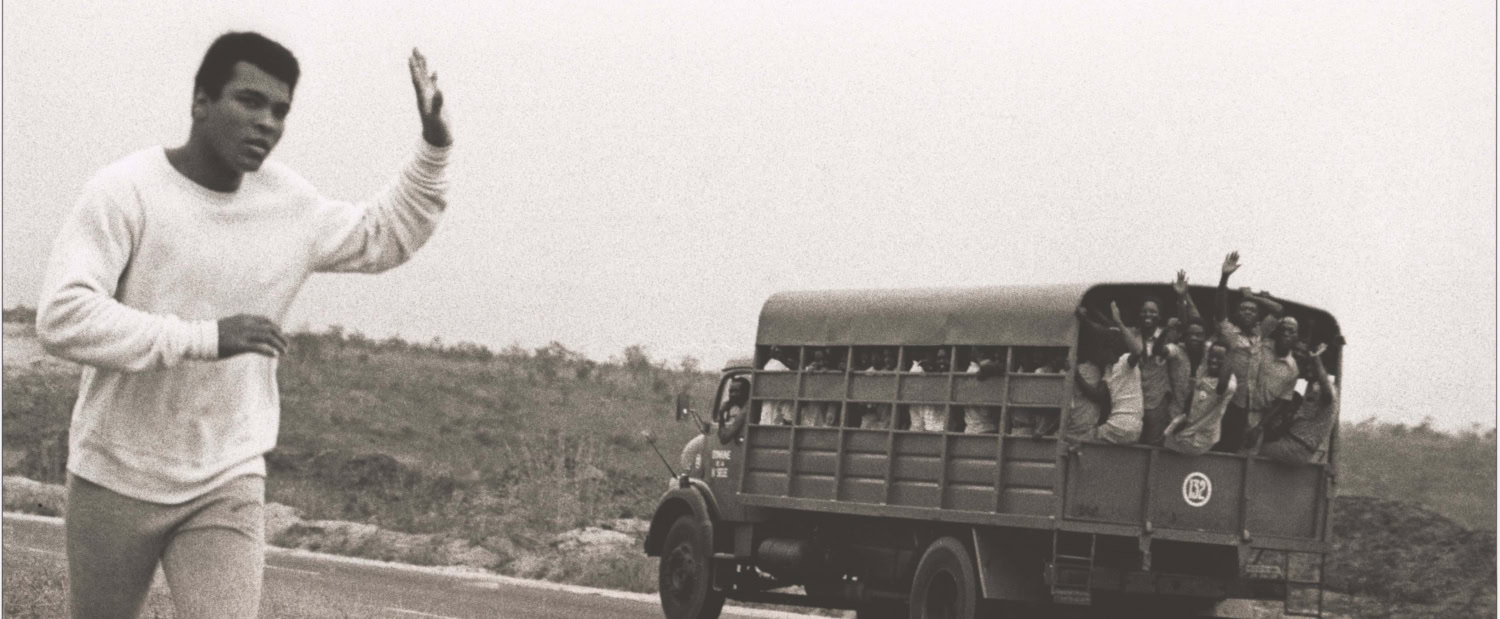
(36, 141), (449, 503)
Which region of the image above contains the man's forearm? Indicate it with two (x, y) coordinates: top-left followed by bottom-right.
(1179, 292), (1202, 323)
(1215, 272), (1231, 323)
(718, 414), (745, 444)
(1245, 292), (1284, 316)
(311, 141), (450, 273)
(1311, 360), (1335, 401)
(38, 282), (219, 372)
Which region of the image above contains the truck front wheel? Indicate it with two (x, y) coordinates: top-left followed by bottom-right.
(909, 537), (978, 619)
(658, 515), (725, 619)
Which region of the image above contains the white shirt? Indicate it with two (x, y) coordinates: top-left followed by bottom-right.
(1105, 353), (1144, 415)
(37, 142), (450, 503)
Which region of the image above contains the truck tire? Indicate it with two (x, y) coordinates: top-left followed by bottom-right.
(658, 515), (725, 619)
(909, 537), (978, 619)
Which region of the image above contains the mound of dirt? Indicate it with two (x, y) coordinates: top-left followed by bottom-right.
(1329, 495), (1495, 616)
(270, 508), (503, 570)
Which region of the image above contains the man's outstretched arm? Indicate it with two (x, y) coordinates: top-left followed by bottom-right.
(1174, 270), (1202, 323)
(1109, 302), (1144, 359)
(1075, 306), (1115, 337)
(313, 48), (454, 274)
(1215, 251), (1239, 326)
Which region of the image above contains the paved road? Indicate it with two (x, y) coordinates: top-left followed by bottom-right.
(3, 513), (817, 619)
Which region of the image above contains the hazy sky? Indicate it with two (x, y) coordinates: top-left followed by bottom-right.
(3, 1), (1494, 429)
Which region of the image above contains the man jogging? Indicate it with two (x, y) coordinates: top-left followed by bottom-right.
(36, 31), (452, 618)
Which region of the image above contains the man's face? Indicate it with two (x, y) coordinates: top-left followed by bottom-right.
(1185, 324), (1207, 350)
(727, 380), (748, 403)
(193, 61), (292, 174)
(1236, 300), (1261, 328)
(1205, 346), (1226, 375)
(1139, 301), (1160, 330)
(1276, 325), (1299, 350)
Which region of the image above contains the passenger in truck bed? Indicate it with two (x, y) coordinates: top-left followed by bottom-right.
(1063, 342), (1110, 443)
(857, 403), (891, 430)
(962, 347), (1000, 433)
(1256, 344), (1337, 463)
(1163, 343), (1236, 455)
(1131, 295), (1192, 446)
(1073, 303), (1145, 444)
(907, 348), (950, 431)
(1235, 317), (1301, 452)
(799, 348), (837, 426)
(1212, 251), (1287, 452)
(1171, 270), (1213, 377)
(856, 349), (894, 429)
(758, 346), (796, 425)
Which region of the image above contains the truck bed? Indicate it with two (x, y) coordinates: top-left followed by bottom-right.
(737, 425), (1330, 552)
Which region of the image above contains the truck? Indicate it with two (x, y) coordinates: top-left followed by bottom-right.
(645, 283), (1340, 618)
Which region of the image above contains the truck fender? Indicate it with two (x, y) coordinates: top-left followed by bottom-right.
(644, 479), (721, 556)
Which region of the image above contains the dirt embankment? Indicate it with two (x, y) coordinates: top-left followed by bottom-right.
(1327, 495), (1495, 617)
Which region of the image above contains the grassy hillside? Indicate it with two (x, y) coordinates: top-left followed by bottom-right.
(1336, 418), (1495, 531)
(6, 324), (1493, 530)
(4, 326), (718, 581)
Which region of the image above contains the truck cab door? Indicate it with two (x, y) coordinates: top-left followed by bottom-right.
(705, 370), (753, 521)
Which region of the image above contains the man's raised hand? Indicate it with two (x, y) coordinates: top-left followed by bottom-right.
(409, 48), (451, 147)
(1174, 270), (1188, 294)
(218, 314), (289, 359)
(1306, 343), (1328, 365)
(1222, 251), (1242, 276)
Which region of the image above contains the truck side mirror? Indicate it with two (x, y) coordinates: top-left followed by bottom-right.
(675, 393), (693, 422)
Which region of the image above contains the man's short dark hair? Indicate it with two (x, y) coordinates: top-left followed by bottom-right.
(1140, 295), (1164, 312)
(194, 31), (300, 99)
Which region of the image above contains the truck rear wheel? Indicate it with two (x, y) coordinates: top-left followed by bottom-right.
(658, 515), (725, 619)
(909, 537), (978, 619)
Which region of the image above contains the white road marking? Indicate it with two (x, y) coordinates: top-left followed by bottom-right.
(10, 545), (63, 557)
(385, 608), (459, 619)
(3, 512), (61, 524)
(267, 564), (319, 576)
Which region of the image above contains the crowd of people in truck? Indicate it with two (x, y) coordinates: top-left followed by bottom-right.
(743, 252), (1336, 465)
(1068, 251), (1338, 463)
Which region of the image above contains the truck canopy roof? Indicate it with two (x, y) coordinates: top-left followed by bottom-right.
(756, 283), (1342, 349)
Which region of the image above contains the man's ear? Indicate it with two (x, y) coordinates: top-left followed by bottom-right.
(190, 89), (211, 122)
